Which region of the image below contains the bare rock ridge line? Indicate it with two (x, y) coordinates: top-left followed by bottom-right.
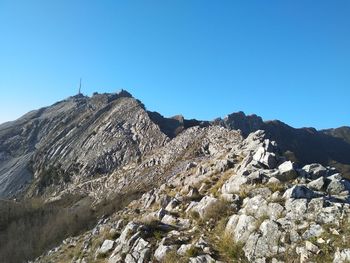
(33, 129), (350, 263)
(1, 89), (350, 262)
(0, 89), (350, 199)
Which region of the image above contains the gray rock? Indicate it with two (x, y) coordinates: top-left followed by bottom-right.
(225, 214), (257, 243)
(154, 243), (176, 262)
(283, 185), (320, 199)
(253, 147), (278, 169)
(244, 220), (282, 260)
(242, 195), (268, 218)
(303, 163), (328, 179)
(190, 196), (219, 219)
(215, 159), (234, 172)
(161, 214), (177, 225)
(326, 177), (350, 195)
(165, 198), (181, 212)
(221, 173), (248, 194)
(333, 248), (350, 263)
(186, 162), (197, 171)
(316, 206), (342, 225)
(307, 177), (325, 191)
(124, 238), (151, 263)
(221, 171), (266, 194)
(302, 224), (324, 239)
(156, 208), (167, 220)
(305, 241), (320, 254)
(277, 161), (298, 182)
(177, 244), (193, 256)
(189, 254), (217, 263)
(285, 199), (308, 220)
(97, 240), (115, 255)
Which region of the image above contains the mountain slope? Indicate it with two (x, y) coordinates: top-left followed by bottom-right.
(0, 91), (169, 198)
(1, 91), (350, 199)
(221, 112), (350, 178)
(1, 91), (350, 263)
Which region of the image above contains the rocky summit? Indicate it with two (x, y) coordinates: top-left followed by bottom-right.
(1, 91), (350, 263)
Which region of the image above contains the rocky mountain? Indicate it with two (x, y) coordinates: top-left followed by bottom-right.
(0, 90), (169, 198)
(219, 112), (350, 179)
(31, 129), (350, 263)
(1, 90), (350, 263)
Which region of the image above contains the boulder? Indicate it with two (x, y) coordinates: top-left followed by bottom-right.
(334, 248), (350, 263)
(222, 171), (265, 194)
(154, 243), (176, 262)
(165, 198), (181, 212)
(302, 224), (324, 239)
(307, 177), (325, 191)
(124, 238), (151, 263)
(177, 244), (193, 256)
(161, 215), (177, 225)
(283, 185), (320, 200)
(190, 196), (219, 219)
(242, 195), (268, 218)
(253, 146), (278, 169)
(97, 240), (115, 256)
(277, 161), (298, 182)
(305, 241), (320, 254)
(303, 164), (328, 179)
(244, 220), (282, 260)
(326, 176), (350, 195)
(225, 214), (257, 243)
(284, 199), (308, 220)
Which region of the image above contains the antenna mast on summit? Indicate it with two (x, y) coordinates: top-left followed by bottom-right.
(78, 78), (82, 95)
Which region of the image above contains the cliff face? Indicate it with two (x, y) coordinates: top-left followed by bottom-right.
(0, 92), (169, 198)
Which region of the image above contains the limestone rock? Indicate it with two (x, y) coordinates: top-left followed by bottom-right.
(283, 185), (320, 199)
(277, 161), (298, 182)
(97, 240), (115, 256)
(303, 163), (328, 179)
(190, 196), (219, 219)
(225, 214), (257, 243)
(334, 248), (350, 263)
(244, 220), (282, 260)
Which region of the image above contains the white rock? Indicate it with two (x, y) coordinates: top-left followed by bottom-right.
(333, 248), (350, 263)
(97, 240), (115, 255)
(225, 214), (257, 243)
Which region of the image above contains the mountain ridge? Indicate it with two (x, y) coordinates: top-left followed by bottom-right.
(1, 90), (350, 263)
(0, 90), (350, 199)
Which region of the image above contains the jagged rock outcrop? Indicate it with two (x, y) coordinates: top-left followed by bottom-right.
(221, 113), (350, 178)
(31, 129), (350, 263)
(1, 90), (350, 263)
(0, 91), (169, 198)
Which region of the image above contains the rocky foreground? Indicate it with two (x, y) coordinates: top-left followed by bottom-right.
(32, 130), (350, 263)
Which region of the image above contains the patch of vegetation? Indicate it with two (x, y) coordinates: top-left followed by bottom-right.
(266, 182), (285, 193)
(210, 218), (248, 262)
(203, 199), (235, 222)
(307, 220), (350, 263)
(163, 249), (188, 263)
(185, 245), (200, 257)
(0, 190), (144, 263)
(37, 165), (71, 192)
(210, 170), (233, 197)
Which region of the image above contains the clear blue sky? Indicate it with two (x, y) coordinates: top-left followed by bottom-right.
(0, 1), (349, 129)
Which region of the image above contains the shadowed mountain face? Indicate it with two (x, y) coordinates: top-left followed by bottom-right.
(221, 113), (350, 178)
(322, 126), (350, 144)
(0, 91), (349, 198)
